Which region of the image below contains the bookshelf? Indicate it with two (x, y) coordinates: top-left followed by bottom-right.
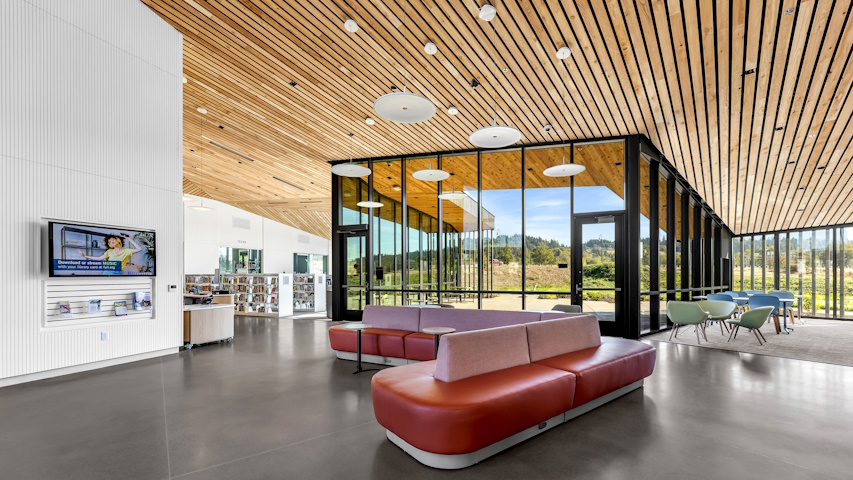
(293, 274), (326, 313)
(184, 274), (218, 294)
(219, 273), (293, 317)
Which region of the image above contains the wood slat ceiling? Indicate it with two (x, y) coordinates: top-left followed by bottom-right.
(143, 0), (853, 237)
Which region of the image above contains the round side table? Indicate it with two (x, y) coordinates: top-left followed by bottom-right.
(342, 323), (377, 373)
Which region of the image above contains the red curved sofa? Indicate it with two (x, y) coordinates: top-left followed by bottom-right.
(371, 315), (656, 469)
(328, 305), (576, 365)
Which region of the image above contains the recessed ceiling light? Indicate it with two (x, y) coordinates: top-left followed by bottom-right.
(424, 42), (437, 55)
(197, 107), (207, 114)
(447, 106), (458, 115)
(809, 133), (817, 138)
(392, 184), (401, 192)
(365, 117), (375, 125)
(344, 18), (358, 33)
(785, 8), (795, 15)
(478, 4), (497, 21)
(556, 46), (572, 60)
(544, 124), (553, 132)
(502, 67), (508, 73)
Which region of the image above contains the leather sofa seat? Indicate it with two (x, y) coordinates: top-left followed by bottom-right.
(328, 326), (410, 358)
(402, 332), (437, 361)
(534, 337), (656, 407)
(372, 361), (576, 455)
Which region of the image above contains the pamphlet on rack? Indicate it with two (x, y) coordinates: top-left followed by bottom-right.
(133, 292), (152, 310)
(59, 300), (72, 319)
(88, 299), (102, 314)
(114, 301), (128, 316)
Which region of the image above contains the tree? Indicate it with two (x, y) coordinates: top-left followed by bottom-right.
(530, 243), (555, 265)
(498, 244), (513, 265)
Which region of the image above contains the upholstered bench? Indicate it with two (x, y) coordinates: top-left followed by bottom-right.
(371, 315), (656, 469)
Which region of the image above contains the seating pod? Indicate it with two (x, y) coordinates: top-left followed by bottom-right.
(403, 309), (542, 361)
(328, 305), (420, 365)
(372, 325), (575, 469)
(372, 316), (656, 469)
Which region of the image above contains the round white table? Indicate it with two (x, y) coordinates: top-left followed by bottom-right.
(693, 295), (708, 300)
(422, 327), (456, 359)
(342, 323), (377, 374)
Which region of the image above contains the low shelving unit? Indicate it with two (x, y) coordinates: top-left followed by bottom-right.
(219, 273), (293, 317)
(293, 274), (326, 313)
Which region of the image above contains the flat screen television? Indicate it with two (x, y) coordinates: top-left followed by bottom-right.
(49, 221), (156, 277)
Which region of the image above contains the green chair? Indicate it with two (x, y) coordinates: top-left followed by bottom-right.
(552, 304), (582, 314)
(667, 301), (711, 344)
(725, 306), (774, 345)
(697, 299), (737, 335)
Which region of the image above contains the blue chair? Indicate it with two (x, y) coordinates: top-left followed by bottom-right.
(768, 290), (800, 325)
(725, 290), (749, 313)
(745, 290), (763, 295)
(748, 294), (782, 334)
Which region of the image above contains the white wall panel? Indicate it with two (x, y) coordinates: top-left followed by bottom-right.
(0, 0), (182, 382)
(184, 196), (331, 275)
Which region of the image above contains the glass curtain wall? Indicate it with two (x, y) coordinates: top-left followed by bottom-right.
(333, 136), (733, 334)
(733, 226), (853, 320)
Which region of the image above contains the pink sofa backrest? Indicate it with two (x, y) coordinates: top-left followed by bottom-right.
(434, 325), (530, 382)
(419, 308), (541, 332)
(362, 305), (421, 331)
(525, 315), (601, 362)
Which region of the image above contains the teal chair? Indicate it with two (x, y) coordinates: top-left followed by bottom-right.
(768, 290), (800, 325)
(698, 298), (737, 335)
(667, 301), (711, 343)
(725, 306), (774, 345)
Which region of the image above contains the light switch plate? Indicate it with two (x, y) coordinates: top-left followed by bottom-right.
(101, 331), (108, 341)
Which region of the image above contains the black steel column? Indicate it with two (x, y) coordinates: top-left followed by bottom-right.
(649, 159), (660, 331)
(625, 136), (641, 339)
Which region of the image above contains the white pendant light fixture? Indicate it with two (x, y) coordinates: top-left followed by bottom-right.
(191, 108), (213, 212)
(543, 45), (584, 177)
(543, 149), (585, 177)
(182, 195), (195, 202)
(469, 1), (521, 149)
(373, 0), (435, 123)
(438, 176), (468, 200)
(356, 200), (384, 208)
(413, 161), (450, 181)
(333, 19), (372, 178)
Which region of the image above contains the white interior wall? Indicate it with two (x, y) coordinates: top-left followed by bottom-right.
(0, 0), (183, 384)
(184, 196), (331, 275)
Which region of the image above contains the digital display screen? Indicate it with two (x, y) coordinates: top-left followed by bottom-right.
(49, 221), (155, 277)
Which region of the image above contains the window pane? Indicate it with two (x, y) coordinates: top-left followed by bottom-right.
(406, 157), (438, 294)
(481, 149), (522, 293)
(372, 160), (403, 293)
(639, 157), (651, 334)
(766, 234), (776, 291)
(779, 234), (787, 290)
(525, 146), (571, 295)
(341, 175), (368, 225)
(659, 172), (669, 325)
(440, 153), (479, 303)
(573, 141), (625, 212)
(674, 190), (683, 299)
(733, 238), (742, 291)
(843, 228), (853, 318)
(754, 235), (764, 292)
(803, 232), (814, 315)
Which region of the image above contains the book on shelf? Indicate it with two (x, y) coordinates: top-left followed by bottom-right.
(88, 299), (101, 314)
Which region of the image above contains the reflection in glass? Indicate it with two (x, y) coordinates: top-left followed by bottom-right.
(573, 142), (625, 213)
(405, 157), (438, 304)
(580, 221), (616, 322)
(659, 170), (669, 326)
(639, 157), (651, 333)
(675, 190), (683, 299)
(481, 149), (521, 296)
(441, 153), (479, 305)
(341, 175), (369, 225)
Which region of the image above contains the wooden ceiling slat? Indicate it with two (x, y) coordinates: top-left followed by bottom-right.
(139, 0), (853, 237)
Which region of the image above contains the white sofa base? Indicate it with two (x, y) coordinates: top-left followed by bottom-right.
(335, 350), (409, 367)
(385, 379), (644, 469)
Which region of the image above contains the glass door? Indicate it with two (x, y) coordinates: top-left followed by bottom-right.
(572, 212), (625, 336)
(343, 232), (368, 317)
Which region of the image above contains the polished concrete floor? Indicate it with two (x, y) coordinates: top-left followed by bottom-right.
(1, 317), (851, 480)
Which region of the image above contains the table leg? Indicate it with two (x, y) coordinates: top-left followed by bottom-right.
(352, 330), (379, 374)
(783, 304), (793, 334)
(433, 334), (440, 359)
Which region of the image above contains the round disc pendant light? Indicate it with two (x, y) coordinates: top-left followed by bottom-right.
(543, 162), (585, 177)
(331, 162), (371, 177)
(374, 89), (436, 123)
(469, 1), (521, 149)
(469, 123), (522, 149)
(413, 161), (449, 181)
(356, 200), (384, 208)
